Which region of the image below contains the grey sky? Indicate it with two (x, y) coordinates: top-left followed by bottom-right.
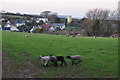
(0, 0), (119, 18)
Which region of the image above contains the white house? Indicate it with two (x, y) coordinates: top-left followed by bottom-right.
(51, 23), (65, 30)
(30, 25), (42, 33)
(49, 27), (55, 31)
(16, 22), (25, 27)
(10, 25), (19, 31)
(36, 17), (48, 23)
(0, 25), (2, 30)
(2, 24), (19, 31)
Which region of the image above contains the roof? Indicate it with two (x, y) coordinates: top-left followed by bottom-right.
(57, 15), (67, 18)
(52, 23), (65, 26)
(2, 25), (19, 31)
(41, 24), (51, 29)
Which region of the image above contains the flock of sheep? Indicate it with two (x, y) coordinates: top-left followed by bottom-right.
(39, 55), (82, 67)
(24, 35), (83, 67)
(24, 33), (81, 38)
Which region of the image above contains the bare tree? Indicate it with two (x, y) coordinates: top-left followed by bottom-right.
(109, 10), (119, 34)
(48, 12), (59, 23)
(86, 8), (110, 20)
(84, 8), (113, 36)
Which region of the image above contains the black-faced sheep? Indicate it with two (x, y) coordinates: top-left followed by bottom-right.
(66, 55), (82, 65)
(56, 56), (67, 66)
(49, 56), (58, 67)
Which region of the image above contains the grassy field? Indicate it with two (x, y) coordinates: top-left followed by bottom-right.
(2, 31), (118, 78)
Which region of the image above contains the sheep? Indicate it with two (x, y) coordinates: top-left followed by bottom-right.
(39, 56), (51, 67)
(50, 55), (67, 66)
(66, 55), (82, 65)
(66, 34), (70, 37)
(49, 56), (58, 67)
(56, 56), (67, 66)
(93, 36), (96, 38)
(39, 55), (67, 67)
(76, 34), (81, 37)
(24, 34), (29, 37)
(39, 56), (58, 67)
(66, 33), (80, 37)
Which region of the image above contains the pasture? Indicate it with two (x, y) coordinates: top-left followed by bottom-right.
(2, 31), (118, 78)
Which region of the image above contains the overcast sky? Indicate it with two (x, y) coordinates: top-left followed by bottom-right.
(0, 0), (119, 18)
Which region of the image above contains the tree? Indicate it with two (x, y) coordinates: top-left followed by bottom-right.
(84, 8), (113, 36)
(86, 8), (110, 20)
(109, 10), (119, 34)
(40, 11), (52, 17)
(48, 12), (60, 23)
(40, 11), (60, 23)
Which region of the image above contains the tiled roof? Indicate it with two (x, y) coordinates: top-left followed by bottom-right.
(41, 24), (51, 29)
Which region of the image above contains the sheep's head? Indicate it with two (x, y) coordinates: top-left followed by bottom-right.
(39, 56), (42, 59)
(66, 56), (71, 58)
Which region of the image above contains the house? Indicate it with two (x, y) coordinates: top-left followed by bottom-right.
(41, 23), (51, 31)
(15, 21), (25, 27)
(10, 25), (19, 31)
(49, 27), (55, 32)
(2, 24), (19, 31)
(30, 25), (43, 33)
(0, 25), (2, 30)
(51, 23), (65, 30)
(36, 17), (48, 23)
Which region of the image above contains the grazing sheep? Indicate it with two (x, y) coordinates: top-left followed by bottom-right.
(39, 55), (67, 67)
(39, 56), (58, 67)
(76, 34), (81, 37)
(66, 33), (80, 37)
(50, 55), (67, 66)
(66, 34), (70, 37)
(66, 55), (82, 65)
(39, 56), (51, 67)
(49, 56), (58, 67)
(24, 34), (29, 37)
(56, 56), (67, 66)
(93, 36), (96, 38)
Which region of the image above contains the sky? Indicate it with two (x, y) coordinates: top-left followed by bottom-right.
(0, 0), (119, 18)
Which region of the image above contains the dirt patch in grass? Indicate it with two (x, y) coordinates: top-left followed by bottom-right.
(21, 53), (32, 58)
(2, 53), (47, 78)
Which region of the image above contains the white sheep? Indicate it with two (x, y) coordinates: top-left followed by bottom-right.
(39, 56), (51, 67)
(39, 56), (58, 67)
(24, 35), (29, 37)
(66, 55), (82, 65)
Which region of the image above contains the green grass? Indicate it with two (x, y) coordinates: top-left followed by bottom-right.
(2, 31), (118, 78)
(0, 31), (2, 51)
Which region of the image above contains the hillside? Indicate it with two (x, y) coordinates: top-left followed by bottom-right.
(2, 31), (118, 78)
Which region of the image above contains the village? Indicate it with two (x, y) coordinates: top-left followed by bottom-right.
(0, 11), (82, 35)
(0, 10), (119, 38)
(1, 0), (120, 79)
(0, 9), (119, 37)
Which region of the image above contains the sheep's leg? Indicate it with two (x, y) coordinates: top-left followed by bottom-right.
(72, 60), (74, 65)
(60, 61), (63, 66)
(75, 60), (77, 65)
(60, 60), (67, 66)
(54, 62), (57, 67)
(44, 60), (48, 67)
(63, 60), (67, 66)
